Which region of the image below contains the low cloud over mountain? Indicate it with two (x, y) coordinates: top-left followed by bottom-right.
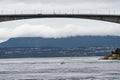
(0, 18), (120, 43)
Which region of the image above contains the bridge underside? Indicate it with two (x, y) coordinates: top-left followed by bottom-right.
(0, 14), (120, 23)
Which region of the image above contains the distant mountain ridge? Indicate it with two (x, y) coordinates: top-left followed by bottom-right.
(0, 36), (120, 48)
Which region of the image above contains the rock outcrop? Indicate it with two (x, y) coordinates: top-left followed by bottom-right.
(100, 48), (120, 60)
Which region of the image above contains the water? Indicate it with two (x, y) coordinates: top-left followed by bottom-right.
(0, 57), (120, 80)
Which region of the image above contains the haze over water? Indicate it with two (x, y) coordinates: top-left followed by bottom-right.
(0, 57), (120, 80)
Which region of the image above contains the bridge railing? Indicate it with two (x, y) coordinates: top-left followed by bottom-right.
(0, 9), (120, 15)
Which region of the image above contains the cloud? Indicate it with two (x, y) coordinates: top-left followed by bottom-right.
(0, 20), (120, 43)
(0, 0), (120, 14)
(0, 0), (120, 42)
(0, 0), (120, 4)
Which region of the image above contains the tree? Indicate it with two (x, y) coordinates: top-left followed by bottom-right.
(115, 48), (120, 54)
(111, 51), (115, 54)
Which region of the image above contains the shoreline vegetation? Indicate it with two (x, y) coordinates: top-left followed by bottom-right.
(100, 48), (120, 60)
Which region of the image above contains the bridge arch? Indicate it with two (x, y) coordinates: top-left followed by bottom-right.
(0, 14), (120, 23)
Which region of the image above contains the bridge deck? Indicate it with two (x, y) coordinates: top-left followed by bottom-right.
(0, 14), (120, 23)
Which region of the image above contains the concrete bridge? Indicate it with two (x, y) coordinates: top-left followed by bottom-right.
(0, 14), (120, 23)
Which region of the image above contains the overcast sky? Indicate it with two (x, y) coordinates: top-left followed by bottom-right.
(0, 0), (120, 14)
(0, 0), (120, 42)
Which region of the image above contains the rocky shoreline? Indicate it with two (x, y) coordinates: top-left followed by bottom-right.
(99, 48), (120, 60)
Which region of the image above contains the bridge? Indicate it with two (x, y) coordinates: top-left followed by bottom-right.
(0, 14), (120, 23)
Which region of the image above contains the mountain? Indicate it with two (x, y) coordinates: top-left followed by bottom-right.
(0, 36), (120, 48)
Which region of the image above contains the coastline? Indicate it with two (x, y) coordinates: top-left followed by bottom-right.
(99, 48), (120, 60)
(99, 53), (120, 60)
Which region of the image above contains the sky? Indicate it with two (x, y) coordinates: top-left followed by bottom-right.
(0, 0), (120, 42)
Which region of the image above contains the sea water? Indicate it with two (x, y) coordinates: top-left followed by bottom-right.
(0, 57), (120, 80)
